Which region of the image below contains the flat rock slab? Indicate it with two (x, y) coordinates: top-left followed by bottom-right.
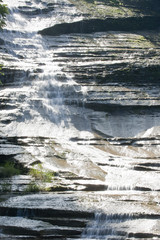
(0, 192), (160, 239)
(0, 191), (160, 216)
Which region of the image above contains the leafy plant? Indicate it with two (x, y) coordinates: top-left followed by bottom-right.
(0, 0), (9, 29)
(24, 181), (51, 193)
(0, 1), (8, 80)
(24, 181), (41, 193)
(0, 64), (4, 76)
(29, 164), (54, 183)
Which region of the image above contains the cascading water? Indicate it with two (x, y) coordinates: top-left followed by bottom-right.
(1, 0), (80, 136)
(82, 213), (131, 239)
(0, 0), (160, 239)
(1, 0), (109, 181)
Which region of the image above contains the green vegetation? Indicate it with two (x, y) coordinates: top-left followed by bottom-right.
(0, 0), (9, 29)
(0, 162), (54, 193)
(0, 64), (4, 76)
(24, 181), (52, 193)
(69, 0), (160, 18)
(0, 1), (8, 77)
(0, 162), (21, 178)
(82, 0), (122, 5)
(69, 0), (135, 19)
(24, 164), (56, 193)
(80, 0), (160, 9)
(29, 164), (54, 183)
(24, 181), (42, 193)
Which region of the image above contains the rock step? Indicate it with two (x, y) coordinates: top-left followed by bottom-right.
(82, 230), (160, 239)
(0, 210), (90, 238)
(66, 64), (160, 86)
(1, 206), (160, 221)
(0, 237), (158, 240)
(0, 217), (84, 239)
(0, 235), (37, 239)
(1, 225), (83, 237)
(38, 16), (160, 36)
(31, 217), (88, 228)
(81, 102), (160, 112)
(0, 68), (27, 85)
(53, 51), (160, 64)
(0, 207), (94, 219)
(72, 238), (124, 240)
(1, 214), (160, 239)
(18, 5), (55, 16)
(82, 215), (160, 239)
(7, 88), (157, 104)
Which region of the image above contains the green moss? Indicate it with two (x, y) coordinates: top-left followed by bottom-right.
(69, 0), (138, 18)
(24, 181), (52, 193)
(79, 0), (122, 6)
(0, 162), (21, 178)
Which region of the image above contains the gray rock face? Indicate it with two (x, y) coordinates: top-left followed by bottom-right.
(0, 38), (4, 45)
(0, 0), (160, 239)
(39, 16), (160, 36)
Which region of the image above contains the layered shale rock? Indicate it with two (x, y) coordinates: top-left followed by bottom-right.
(39, 16), (160, 36)
(0, 0), (160, 239)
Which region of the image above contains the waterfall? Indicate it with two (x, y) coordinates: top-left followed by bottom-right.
(0, 0), (109, 181)
(82, 212), (131, 239)
(1, 0), (85, 139)
(0, 1), (160, 239)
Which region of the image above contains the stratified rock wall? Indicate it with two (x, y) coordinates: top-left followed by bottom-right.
(39, 16), (160, 36)
(0, 0), (160, 239)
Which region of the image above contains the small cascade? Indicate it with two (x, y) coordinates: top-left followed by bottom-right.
(82, 213), (130, 239)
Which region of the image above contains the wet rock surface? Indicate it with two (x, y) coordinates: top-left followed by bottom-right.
(0, 0), (160, 239)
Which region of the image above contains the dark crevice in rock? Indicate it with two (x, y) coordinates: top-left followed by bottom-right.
(0, 207), (94, 219)
(1, 226), (40, 236)
(0, 68), (28, 85)
(133, 166), (158, 172)
(70, 137), (103, 142)
(31, 217), (88, 228)
(0, 154), (16, 164)
(83, 103), (160, 113)
(128, 232), (160, 238)
(68, 64), (160, 86)
(39, 16), (160, 36)
(139, 162), (160, 168)
(0, 38), (5, 45)
(134, 186), (152, 191)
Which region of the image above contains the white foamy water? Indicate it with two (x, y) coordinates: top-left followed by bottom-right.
(1, 0), (160, 186)
(0, 0), (110, 181)
(1, 2), (160, 240)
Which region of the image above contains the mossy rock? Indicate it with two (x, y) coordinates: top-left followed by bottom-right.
(0, 162), (21, 178)
(69, 0), (160, 18)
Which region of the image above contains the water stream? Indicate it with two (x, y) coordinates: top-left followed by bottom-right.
(1, 0), (107, 178)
